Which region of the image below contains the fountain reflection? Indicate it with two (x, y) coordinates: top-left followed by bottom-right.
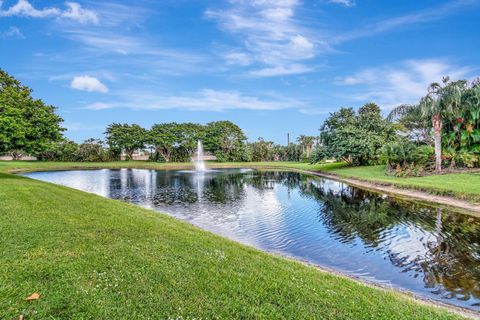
(24, 169), (480, 310)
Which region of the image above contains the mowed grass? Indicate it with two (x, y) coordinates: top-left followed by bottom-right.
(326, 165), (480, 202)
(0, 164), (466, 319)
(0, 160), (345, 173)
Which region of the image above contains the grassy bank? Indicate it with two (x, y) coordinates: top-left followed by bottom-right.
(0, 160), (344, 173)
(325, 165), (480, 202)
(0, 162), (467, 319)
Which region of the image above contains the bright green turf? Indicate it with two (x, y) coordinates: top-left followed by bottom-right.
(326, 165), (480, 202)
(0, 160), (345, 173)
(0, 161), (466, 319)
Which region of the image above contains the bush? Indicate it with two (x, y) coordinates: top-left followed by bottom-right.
(214, 150), (228, 162)
(148, 152), (166, 162)
(455, 151), (479, 168)
(309, 146), (327, 164)
(300, 152), (310, 163)
(380, 142), (434, 176)
(75, 139), (111, 162)
(37, 140), (79, 161)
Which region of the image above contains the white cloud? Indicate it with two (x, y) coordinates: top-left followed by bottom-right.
(328, 0), (355, 7)
(85, 89), (303, 112)
(206, 0), (322, 76)
(223, 51), (252, 66)
(249, 64), (314, 77)
(70, 76), (108, 93)
(336, 59), (473, 109)
(299, 108), (330, 115)
(0, 0), (59, 18)
(1, 26), (23, 38)
(0, 0), (98, 24)
(61, 2), (98, 24)
(85, 102), (111, 110)
(334, 1), (478, 43)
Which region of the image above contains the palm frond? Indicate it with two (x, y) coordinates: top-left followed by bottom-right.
(387, 104), (417, 122)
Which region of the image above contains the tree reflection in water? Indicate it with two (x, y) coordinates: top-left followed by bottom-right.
(292, 174), (480, 304)
(25, 168), (480, 309)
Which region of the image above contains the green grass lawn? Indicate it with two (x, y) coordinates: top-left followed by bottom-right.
(0, 160), (345, 173)
(325, 165), (480, 202)
(0, 161), (468, 319)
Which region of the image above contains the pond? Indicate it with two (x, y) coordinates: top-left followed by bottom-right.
(24, 168), (480, 311)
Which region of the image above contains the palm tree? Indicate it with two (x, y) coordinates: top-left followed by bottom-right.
(420, 77), (464, 172)
(387, 104), (433, 144)
(297, 135), (316, 157)
(388, 77), (465, 172)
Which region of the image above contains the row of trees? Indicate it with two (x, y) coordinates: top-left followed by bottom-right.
(39, 131), (314, 163)
(103, 123), (317, 163)
(0, 68), (314, 162)
(4, 65), (478, 175)
(311, 76), (480, 175)
(103, 121), (247, 162)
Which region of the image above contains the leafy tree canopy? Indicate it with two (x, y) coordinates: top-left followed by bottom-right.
(149, 122), (203, 162)
(204, 121), (247, 161)
(105, 123), (147, 160)
(0, 68), (64, 158)
(319, 103), (397, 165)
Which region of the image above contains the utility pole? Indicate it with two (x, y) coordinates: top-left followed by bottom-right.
(287, 132), (290, 145)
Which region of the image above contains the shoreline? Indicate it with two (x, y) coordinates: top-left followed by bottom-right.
(292, 169), (480, 216)
(7, 161), (480, 216)
(11, 163), (480, 317)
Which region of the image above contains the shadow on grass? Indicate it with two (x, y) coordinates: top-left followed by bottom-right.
(0, 172), (29, 180)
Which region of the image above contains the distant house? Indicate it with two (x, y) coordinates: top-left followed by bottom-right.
(120, 150), (150, 161)
(0, 154), (37, 161)
(192, 151), (217, 161)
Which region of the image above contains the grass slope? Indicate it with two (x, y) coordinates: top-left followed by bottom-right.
(0, 165), (465, 319)
(0, 160), (344, 173)
(326, 165), (480, 202)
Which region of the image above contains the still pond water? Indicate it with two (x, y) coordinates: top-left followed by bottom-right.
(24, 168), (480, 311)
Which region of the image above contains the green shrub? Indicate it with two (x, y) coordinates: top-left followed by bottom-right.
(380, 142), (434, 176)
(214, 150), (228, 162)
(37, 140), (79, 161)
(300, 152), (310, 163)
(456, 151), (479, 168)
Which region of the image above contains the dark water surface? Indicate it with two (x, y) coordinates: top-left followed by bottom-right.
(24, 168), (480, 311)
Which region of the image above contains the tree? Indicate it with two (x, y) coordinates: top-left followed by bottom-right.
(297, 135), (316, 157)
(387, 104), (432, 145)
(319, 104), (396, 165)
(420, 78), (465, 172)
(37, 139), (79, 161)
(173, 122), (204, 161)
(0, 69), (64, 159)
(250, 138), (273, 162)
(149, 123), (177, 162)
(75, 139), (110, 162)
(149, 122), (203, 162)
(105, 123), (147, 160)
(204, 121), (246, 161)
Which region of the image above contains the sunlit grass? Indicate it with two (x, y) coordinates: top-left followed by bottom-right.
(327, 165), (480, 202)
(0, 161), (465, 319)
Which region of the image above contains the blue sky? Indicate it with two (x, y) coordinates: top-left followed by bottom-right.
(1, 0), (479, 143)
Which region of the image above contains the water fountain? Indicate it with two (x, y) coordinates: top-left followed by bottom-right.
(193, 140), (207, 172)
